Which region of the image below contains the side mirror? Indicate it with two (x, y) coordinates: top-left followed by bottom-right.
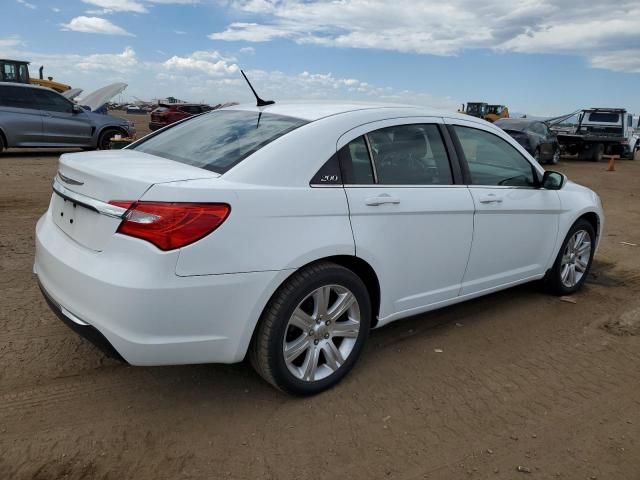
(541, 170), (565, 190)
(72, 104), (84, 114)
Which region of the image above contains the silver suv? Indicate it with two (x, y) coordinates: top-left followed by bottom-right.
(0, 83), (135, 152)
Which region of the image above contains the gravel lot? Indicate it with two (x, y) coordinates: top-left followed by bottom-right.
(1, 115), (639, 479)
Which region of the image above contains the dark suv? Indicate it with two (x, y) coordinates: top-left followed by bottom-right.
(149, 103), (213, 131)
(0, 83), (135, 152)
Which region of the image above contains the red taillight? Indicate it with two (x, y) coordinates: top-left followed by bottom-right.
(108, 201), (230, 251)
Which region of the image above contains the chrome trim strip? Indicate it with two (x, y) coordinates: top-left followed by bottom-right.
(52, 176), (128, 219)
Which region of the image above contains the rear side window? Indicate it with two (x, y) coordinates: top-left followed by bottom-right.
(339, 136), (375, 184)
(0, 86), (37, 109)
(133, 110), (308, 174)
(368, 124), (452, 185)
(31, 89), (73, 114)
(2, 63), (17, 82)
(178, 105), (201, 115)
(454, 126), (536, 187)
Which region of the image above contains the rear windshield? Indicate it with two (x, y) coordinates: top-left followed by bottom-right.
(587, 112), (620, 123)
(133, 110), (308, 174)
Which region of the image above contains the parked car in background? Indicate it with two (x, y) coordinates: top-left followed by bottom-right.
(35, 103), (603, 395)
(149, 103), (213, 131)
(0, 83), (135, 152)
(495, 118), (560, 164)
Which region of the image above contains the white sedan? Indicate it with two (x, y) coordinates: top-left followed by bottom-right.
(35, 103), (604, 395)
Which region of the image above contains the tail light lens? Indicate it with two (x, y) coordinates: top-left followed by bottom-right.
(109, 201), (230, 251)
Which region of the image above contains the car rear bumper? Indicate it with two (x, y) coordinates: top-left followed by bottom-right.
(35, 210), (289, 366)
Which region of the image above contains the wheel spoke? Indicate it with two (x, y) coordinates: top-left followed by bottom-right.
(284, 334), (311, 363)
(561, 264), (570, 283)
(289, 308), (315, 330)
(568, 264), (577, 286)
(327, 291), (355, 321)
(573, 231), (585, 250)
(332, 320), (360, 338)
(322, 340), (344, 372)
(313, 286), (331, 318)
(301, 346), (321, 381)
(575, 257), (588, 272)
(576, 241), (591, 256)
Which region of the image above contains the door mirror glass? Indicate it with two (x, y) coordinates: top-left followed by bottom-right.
(72, 104), (84, 114)
(542, 170), (565, 190)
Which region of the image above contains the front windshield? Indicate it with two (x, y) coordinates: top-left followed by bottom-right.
(467, 104), (485, 115)
(133, 110), (308, 174)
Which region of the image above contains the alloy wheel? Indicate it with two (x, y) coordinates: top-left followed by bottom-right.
(560, 229), (592, 288)
(282, 285), (360, 382)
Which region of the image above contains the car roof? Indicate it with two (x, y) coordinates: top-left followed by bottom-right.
(224, 101), (467, 122)
(495, 118), (538, 128)
(0, 82), (53, 92)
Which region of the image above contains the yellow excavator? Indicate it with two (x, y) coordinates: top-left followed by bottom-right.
(0, 59), (71, 92)
(459, 102), (509, 123)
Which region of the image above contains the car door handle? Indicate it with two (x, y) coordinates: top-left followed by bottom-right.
(478, 194), (503, 204)
(365, 194), (401, 206)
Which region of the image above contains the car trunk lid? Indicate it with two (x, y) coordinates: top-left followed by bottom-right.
(52, 150), (219, 251)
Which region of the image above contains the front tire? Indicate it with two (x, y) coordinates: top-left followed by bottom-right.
(549, 146), (560, 165)
(249, 262), (371, 395)
(97, 128), (120, 150)
(545, 219), (595, 295)
(591, 143), (604, 162)
(0, 133), (5, 153)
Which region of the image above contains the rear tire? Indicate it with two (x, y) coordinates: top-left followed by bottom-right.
(0, 132), (5, 153)
(249, 262), (371, 395)
(549, 146), (560, 165)
(533, 147), (541, 163)
(97, 128), (120, 150)
(545, 219), (596, 295)
(591, 143), (604, 162)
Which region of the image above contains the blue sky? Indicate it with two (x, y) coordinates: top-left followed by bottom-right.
(2, 0), (639, 116)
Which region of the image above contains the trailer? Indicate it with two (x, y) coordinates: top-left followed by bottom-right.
(556, 108), (639, 161)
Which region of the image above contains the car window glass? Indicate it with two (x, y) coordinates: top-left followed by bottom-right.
(31, 89), (73, 113)
(367, 124), (452, 185)
(454, 126), (536, 187)
(133, 110), (308, 174)
(0, 86), (37, 109)
(18, 64), (28, 83)
(339, 136), (374, 184)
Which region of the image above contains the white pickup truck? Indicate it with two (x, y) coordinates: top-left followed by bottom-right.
(556, 108), (639, 161)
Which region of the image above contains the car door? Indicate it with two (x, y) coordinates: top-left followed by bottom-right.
(340, 119), (475, 322)
(0, 86), (43, 146)
(30, 88), (93, 146)
(447, 119), (561, 295)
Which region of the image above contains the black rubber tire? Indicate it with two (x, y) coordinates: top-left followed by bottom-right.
(249, 262), (371, 396)
(545, 219), (596, 295)
(97, 128), (120, 150)
(591, 143), (604, 162)
(0, 132), (5, 153)
(549, 147), (560, 165)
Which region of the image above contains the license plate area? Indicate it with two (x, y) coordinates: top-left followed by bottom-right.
(51, 193), (120, 251)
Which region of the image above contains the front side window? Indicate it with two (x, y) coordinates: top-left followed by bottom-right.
(133, 110), (308, 174)
(367, 124), (452, 185)
(31, 89), (73, 113)
(454, 126), (536, 187)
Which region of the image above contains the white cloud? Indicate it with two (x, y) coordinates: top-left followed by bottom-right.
(163, 50), (239, 76)
(81, 0), (147, 13)
(52, 7), (61, 12)
(239, 46), (255, 55)
(213, 0), (640, 73)
(16, 0), (36, 9)
(61, 16), (135, 36)
(0, 36), (23, 50)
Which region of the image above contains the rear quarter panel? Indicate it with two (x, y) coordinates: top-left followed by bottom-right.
(141, 178), (354, 276)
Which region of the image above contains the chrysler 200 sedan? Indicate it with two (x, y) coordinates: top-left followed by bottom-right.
(35, 103), (603, 395)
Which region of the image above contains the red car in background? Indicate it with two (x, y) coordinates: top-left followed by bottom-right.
(149, 103), (213, 131)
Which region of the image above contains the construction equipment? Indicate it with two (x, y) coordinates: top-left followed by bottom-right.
(0, 59), (70, 92)
(459, 102), (509, 122)
(484, 105), (509, 123)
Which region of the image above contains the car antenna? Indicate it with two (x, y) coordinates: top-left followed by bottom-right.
(241, 70), (275, 107)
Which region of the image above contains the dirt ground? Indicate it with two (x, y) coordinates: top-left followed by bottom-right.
(1, 117), (639, 479)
